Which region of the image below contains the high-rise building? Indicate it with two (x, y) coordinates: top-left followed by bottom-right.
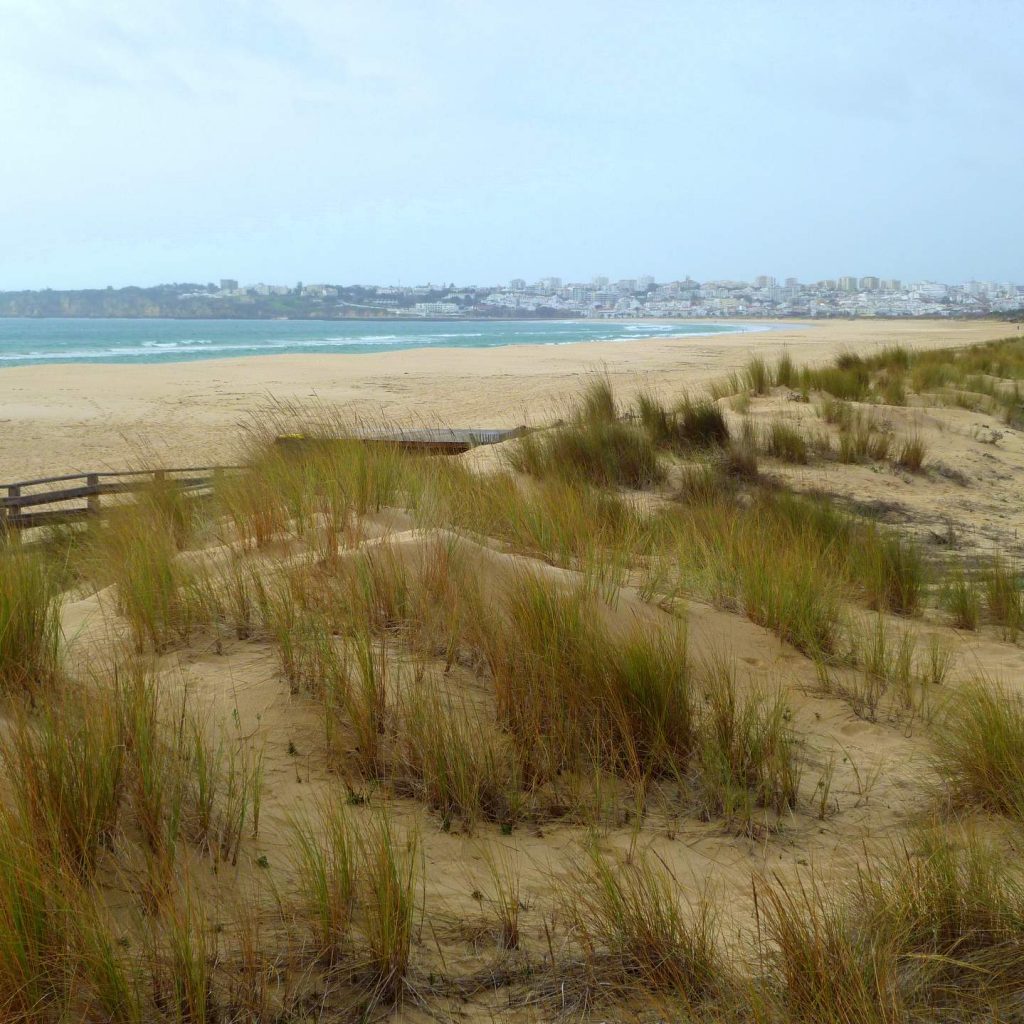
(838, 276), (859, 292)
(785, 277), (799, 287)
(638, 275), (655, 289)
(859, 276), (880, 291)
(754, 275), (775, 288)
(880, 279), (901, 291)
(509, 278), (526, 291)
(592, 275), (609, 287)
(220, 278), (238, 291)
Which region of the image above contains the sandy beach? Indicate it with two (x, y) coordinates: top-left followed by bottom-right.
(0, 318), (1016, 482)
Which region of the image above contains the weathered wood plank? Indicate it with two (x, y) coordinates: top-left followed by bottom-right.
(6, 508), (92, 530)
(0, 476), (217, 510)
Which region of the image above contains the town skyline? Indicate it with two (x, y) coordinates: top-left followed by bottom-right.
(4, 272), (1022, 321)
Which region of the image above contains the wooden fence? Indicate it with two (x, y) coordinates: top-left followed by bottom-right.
(1, 466), (241, 535)
(1, 427), (526, 536)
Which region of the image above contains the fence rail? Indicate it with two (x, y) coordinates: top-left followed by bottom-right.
(1, 466), (243, 534)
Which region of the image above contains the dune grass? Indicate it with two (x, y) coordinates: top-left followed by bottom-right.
(3, 690), (125, 877)
(508, 378), (664, 489)
(290, 795), (359, 960)
(942, 565), (981, 630)
(396, 686), (522, 829)
(560, 846), (724, 1000)
(696, 657), (800, 832)
(760, 829), (1024, 1020)
(0, 551), (62, 694)
(984, 556), (1022, 640)
(934, 681), (1024, 818)
(636, 392), (730, 451)
(896, 433), (927, 472)
(764, 419), (809, 464)
(509, 418), (663, 488)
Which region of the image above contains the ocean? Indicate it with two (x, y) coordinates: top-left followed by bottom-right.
(0, 318), (763, 367)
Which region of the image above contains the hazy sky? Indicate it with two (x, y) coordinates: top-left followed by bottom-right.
(2, 0), (1022, 289)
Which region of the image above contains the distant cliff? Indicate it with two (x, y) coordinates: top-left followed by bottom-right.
(0, 284), (566, 320)
(0, 284), (399, 320)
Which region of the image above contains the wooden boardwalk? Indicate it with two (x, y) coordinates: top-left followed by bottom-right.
(275, 426), (527, 455)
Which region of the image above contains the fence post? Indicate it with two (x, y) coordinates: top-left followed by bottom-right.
(6, 485), (21, 544)
(86, 473), (100, 515)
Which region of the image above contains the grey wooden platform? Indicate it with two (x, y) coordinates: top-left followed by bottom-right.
(276, 426), (527, 455)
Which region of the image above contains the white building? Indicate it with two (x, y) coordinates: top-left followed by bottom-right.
(414, 301), (460, 315)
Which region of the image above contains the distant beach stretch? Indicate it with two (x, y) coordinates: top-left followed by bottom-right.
(0, 318), (768, 367)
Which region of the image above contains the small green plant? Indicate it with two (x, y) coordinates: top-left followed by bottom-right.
(774, 351), (796, 388)
(935, 682), (1024, 818)
(396, 687), (521, 828)
(696, 658), (800, 832)
(984, 556), (1022, 640)
(858, 530), (926, 616)
(896, 434), (927, 472)
(765, 420), (809, 464)
(560, 846), (724, 997)
(746, 356), (771, 395)
(942, 567), (981, 630)
(359, 814), (420, 1000)
(290, 795), (359, 959)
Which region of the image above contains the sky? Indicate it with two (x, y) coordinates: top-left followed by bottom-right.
(1, 0), (1022, 290)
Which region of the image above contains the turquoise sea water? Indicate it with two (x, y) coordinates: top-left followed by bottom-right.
(0, 318), (764, 367)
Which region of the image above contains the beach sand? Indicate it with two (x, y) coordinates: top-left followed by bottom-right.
(0, 318), (1017, 482)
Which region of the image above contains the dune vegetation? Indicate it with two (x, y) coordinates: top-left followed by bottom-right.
(1, 336), (1024, 1020)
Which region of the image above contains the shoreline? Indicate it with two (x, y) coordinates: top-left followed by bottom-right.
(0, 318), (1015, 484)
(0, 318), (775, 369)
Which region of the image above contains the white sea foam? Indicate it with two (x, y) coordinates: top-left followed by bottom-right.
(0, 319), (778, 365)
